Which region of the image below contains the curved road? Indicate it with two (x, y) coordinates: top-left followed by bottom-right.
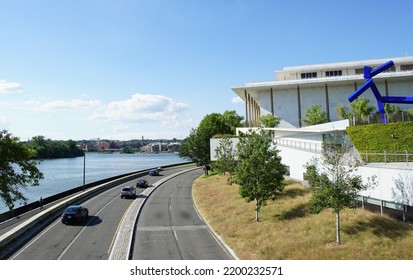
(133, 168), (234, 260)
(7, 167), (234, 260)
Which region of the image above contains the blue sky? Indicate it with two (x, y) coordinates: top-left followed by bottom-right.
(1, 0), (412, 140)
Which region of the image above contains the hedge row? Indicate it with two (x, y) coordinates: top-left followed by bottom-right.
(346, 122), (413, 162)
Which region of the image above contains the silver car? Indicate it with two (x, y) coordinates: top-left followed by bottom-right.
(120, 186), (136, 198)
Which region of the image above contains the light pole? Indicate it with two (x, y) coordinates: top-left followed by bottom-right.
(83, 143), (87, 191)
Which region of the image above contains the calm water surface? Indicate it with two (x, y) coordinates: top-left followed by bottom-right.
(0, 153), (190, 214)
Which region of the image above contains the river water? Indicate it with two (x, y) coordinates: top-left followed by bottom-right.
(0, 153), (190, 214)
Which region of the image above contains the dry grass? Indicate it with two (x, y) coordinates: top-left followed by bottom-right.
(192, 174), (413, 260)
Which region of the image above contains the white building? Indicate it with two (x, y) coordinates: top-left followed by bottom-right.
(232, 56), (413, 127)
(221, 57), (413, 211)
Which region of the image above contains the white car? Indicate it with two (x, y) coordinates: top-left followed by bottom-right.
(120, 186), (136, 198)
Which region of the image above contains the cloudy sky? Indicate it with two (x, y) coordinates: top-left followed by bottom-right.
(1, 0), (412, 140)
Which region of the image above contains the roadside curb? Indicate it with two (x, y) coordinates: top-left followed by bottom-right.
(108, 167), (201, 260)
(192, 180), (239, 260)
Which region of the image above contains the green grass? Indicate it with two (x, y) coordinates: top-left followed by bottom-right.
(192, 175), (413, 260)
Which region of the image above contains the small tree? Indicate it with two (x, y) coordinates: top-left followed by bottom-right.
(336, 104), (352, 120)
(350, 97), (376, 119)
(214, 138), (237, 185)
(258, 114), (280, 128)
(303, 104), (330, 126)
(236, 129), (286, 222)
(305, 131), (376, 244)
(0, 130), (44, 211)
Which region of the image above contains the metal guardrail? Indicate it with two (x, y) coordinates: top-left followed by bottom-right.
(362, 150), (413, 165)
(275, 138), (322, 153)
(358, 195), (413, 222)
(348, 111), (413, 126)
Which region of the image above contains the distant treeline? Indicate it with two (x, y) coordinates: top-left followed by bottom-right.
(25, 136), (84, 159)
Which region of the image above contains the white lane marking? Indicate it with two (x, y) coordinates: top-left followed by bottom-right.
(57, 195), (119, 260)
(10, 219), (61, 259)
(173, 230), (179, 242)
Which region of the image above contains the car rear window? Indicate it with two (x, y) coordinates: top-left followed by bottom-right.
(64, 207), (80, 214)
(122, 187), (131, 191)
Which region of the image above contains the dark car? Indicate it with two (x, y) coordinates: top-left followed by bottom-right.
(149, 169), (159, 176)
(61, 205), (89, 224)
(136, 179), (149, 188)
(120, 185), (136, 198)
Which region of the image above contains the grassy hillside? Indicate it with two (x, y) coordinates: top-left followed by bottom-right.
(193, 174), (413, 260)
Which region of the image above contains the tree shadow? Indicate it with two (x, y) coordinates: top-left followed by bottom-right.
(392, 173), (413, 205)
(342, 216), (411, 239)
(274, 203), (309, 220)
(278, 186), (311, 199)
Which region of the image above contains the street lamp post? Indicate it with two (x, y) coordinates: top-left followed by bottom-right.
(83, 143), (86, 191)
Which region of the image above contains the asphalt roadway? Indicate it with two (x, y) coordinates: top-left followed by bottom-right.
(133, 168), (234, 260)
(4, 167), (234, 260)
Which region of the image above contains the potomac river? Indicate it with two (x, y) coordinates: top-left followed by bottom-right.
(0, 153), (191, 214)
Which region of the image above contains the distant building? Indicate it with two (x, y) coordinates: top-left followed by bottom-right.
(232, 56), (413, 127)
(97, 141), (110, 150)
(167, 142), (181, 153)
(141, 142), (169, 153)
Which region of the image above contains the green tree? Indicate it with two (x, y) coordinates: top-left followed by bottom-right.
(222, 110), (244, 135)
(258, 114), (281, 139)
(258, 114), (280, 128)
(26, 136), (83, 159)
(179, 111), (243, 165)
(336, 104), (352, 120)
(303, 104), (330, 126)
(305, 132), (376, 244)
(121, 146), (135, 154)
(236, 129), (286, 222)
(350, 97), (376, 118)
(214, 138), (237, 185)
(0, 130), (44, 211)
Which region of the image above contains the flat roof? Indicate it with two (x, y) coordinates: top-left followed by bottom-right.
(280, 56), (413, 72)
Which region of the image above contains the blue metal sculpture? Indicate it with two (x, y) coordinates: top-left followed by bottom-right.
(348, 60), (413, 123)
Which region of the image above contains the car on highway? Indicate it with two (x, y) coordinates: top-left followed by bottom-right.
(136, 179), (149, 188)
(61, 205), (89, 224)
(120, 185), (136, 198)
(148, 169), (159, 176)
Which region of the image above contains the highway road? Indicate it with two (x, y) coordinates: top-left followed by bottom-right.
(133, 168), (234, 260)
(6, 166), (234, 260)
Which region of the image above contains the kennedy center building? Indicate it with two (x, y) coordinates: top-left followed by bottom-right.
(232, 56), (413, 127)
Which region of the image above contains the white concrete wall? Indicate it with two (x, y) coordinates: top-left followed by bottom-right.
(272, 88), (299, 127)
(326, 84), (356, 120)
(210, 138), (239, 161)
(278, 145), (413, 206)
(300, 87), (326, 119)
(259, 90), (272, 116)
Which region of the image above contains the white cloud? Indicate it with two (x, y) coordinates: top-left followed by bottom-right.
(0, 115), (8, 124)
(231, 96), (244, 103)
(0, 80), (22, 94)
(90, 93), (189, 125)
(26, 99), (101, 112)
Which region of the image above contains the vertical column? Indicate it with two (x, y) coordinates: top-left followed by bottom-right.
(325, 84), (330, 120)
(385, 79), (389, 96)
(248, 94), (252, 127)
(244, 90), (249, 127)
(297, 86), (302, 127)
(270, 88), (274, 115)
